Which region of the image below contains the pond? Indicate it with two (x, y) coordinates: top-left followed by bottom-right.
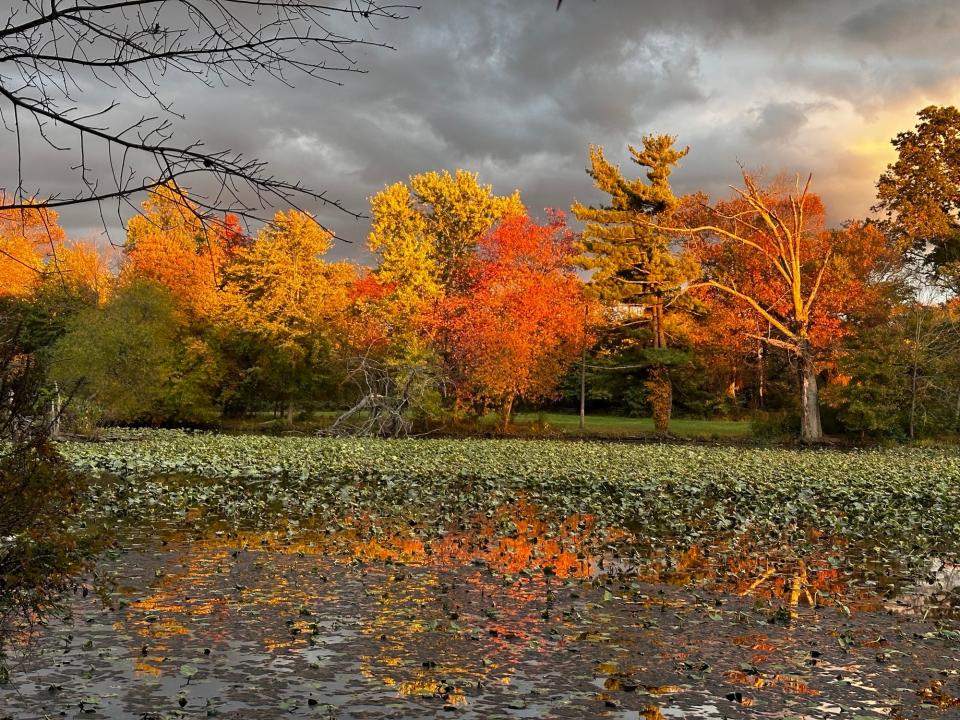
(2, 498), (959, 719)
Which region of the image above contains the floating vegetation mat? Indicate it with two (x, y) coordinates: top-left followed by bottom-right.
(1, 431), (958, 717)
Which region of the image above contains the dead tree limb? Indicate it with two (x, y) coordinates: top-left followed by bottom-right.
(322, 351), (445, 438)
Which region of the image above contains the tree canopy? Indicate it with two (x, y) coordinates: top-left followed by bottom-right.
(875, 105), (960, 292)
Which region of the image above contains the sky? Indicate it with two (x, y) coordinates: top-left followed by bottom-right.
(4, 0), (960, 261)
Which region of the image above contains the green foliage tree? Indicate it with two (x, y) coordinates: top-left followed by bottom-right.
(51, 281), (220, 426)
(875, 105), (960, 292)
(830, 303), (960, 439)
(571, 135), (698, 434)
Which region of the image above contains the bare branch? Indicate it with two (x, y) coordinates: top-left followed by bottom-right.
(0, 1), (419, 232)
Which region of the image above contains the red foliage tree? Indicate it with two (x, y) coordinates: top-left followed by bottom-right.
(433, 213), (596, 428)
(681, 175), (902, 440)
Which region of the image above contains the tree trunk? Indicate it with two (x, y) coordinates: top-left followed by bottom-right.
(909, 313), (922, 440)
(286, 400), (295, 426)
(579, 344), (586, 432)
(648, 295), (672, 436)
(799, 352), (822, 443)
(651, 296), (667, 350)
(726, 372), (738, 400)
(757, 340), (765, 409)
(647, 366), (672, 436)
(501, 394), (514, 432)
(49, 381), (61, 439)
(909, 363), (918, 440)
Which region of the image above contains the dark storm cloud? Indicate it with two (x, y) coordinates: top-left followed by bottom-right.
(841, 0), (960, 50)
(3, 0), (960, 253)
(747, 102), (824, 144)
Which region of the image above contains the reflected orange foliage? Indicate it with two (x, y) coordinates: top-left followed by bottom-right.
(344, 499), (603, 579)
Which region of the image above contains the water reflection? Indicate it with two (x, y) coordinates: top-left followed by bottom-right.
(0, 501), (958, 718)
(885, 558), (960, 618)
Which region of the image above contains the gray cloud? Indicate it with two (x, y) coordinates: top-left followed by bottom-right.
(2, 0), (958, 257)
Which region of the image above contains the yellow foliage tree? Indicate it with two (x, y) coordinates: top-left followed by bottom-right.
(368, 181), (440, 316)
(368, 169), (524, 297)
(46, 240), (115, 305)
(224, 209), (352, 342)
(222, 209), (355, 422)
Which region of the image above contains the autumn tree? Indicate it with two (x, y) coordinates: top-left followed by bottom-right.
(369, 169), (524, 297)
(571, 136), (698, 434)
(44, 240), (114, 306)
(686, 290), (770, 409)
(875, 105), (960, 292)
(123, 184), (229, 317)
(221, 209), (354, 423)
(432, 214), (594, 429)
(362, 170), (525, 413)
(679, 173), (901, 442)
(0, 203), (65, 297)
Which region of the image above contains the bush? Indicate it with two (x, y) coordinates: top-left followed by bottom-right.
(750, 410), (799, 441)
(0, 310), (101, 661)
(50, 281), (221, 426)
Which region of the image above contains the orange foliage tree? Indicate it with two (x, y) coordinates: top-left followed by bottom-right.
(0, 203), (65, 297)
(432, 214), (596, 428)
(688, 291), (769, 406)
(45, 240), (115, 305)
(123, 185), (246, 317)
(679, 173), (901, 441)
(340, 273), (401, 353)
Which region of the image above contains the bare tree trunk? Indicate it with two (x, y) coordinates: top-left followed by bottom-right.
(649, 294), (671, 436)
(726, 370), (738, 400)
(799, 352), (822, 443)
(757, 339), (765, 409)
(49, 381), (61, 440)
(909, 363), (918, 440)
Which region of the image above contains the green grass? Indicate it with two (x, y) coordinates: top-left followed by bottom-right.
(494, 412), (752, 438)
(226, 410), (752, 439)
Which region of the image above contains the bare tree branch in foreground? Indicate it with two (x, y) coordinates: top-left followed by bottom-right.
(0, 1), (417, 238)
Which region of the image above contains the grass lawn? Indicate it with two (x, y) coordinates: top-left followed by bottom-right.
(230, 410), (753, 439)
(502, 411), (752, 438)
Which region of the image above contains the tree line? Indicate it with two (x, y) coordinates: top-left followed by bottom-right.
(4, 105), (960, 442)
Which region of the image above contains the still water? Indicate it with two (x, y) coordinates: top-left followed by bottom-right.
(2, 505), (959, 718)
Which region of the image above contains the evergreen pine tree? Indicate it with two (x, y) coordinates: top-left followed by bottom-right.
(572, 135), (698, 434)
